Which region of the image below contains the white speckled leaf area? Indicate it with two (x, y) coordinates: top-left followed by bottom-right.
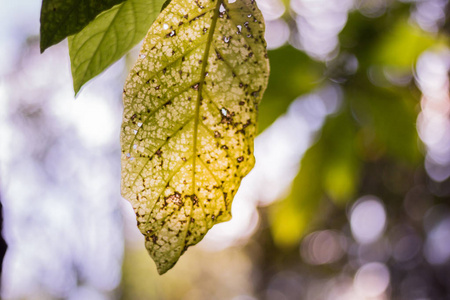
(121, 0), (269, 274)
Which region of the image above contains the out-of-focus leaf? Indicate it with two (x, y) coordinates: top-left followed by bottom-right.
(340, 5), (423, 165)
(270, 109), (360, 248)
(40, 0), (125, 52)
(270, 147), (323, 248)
(348, 82), (421, 164)
(258, 46), (323, 132)
(342, 8), (440, 79)
(322, 114), (360, 205)
(121, 0), (269, 274)
(372, 20), (437, 68)
(68, 0), (165, 94)
(341, 5), (412, 70)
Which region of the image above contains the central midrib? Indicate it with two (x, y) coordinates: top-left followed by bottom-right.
(191, 0), (222, 195)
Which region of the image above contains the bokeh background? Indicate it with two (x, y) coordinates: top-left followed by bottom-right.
(1, 0), (450, 299)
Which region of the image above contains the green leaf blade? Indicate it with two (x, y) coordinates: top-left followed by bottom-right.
(121, 0), (269, 274)
(69, 0), (166, 94)
(40, 0), (125, 52)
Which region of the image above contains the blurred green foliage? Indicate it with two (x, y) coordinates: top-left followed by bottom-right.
(115, 0), (450, 298)
(266, 2), (444, 249)
(270, 109), (361, 247)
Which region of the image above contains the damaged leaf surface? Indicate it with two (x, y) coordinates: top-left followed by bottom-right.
(121, 0), (269, 274)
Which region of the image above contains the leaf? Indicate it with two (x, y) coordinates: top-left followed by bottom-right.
(68, 0), (166, 94)
(347, 80), (421, 164)
(121, 0), (269, 274)
(40, 0), (125, 52)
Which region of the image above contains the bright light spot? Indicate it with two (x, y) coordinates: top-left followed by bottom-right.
(424, 156), (450, 182)
(71, 99), (116, 148)
(324, 277), (361, 300)
(291, 0), (353, 60)
(265, 19), (290, 50)
(257, 0), (285, 21)
(424, 216), (450, 264)
(201, 182), (260, 251)
(350, 196), (386, 244)
(354, 262), (390, 298)
(290, 84), (342, 131)
(232, 296), (257, 300)
(252, 113), (310, 205)
(66, 286), (107, 300)
(49, 92), (117, 149)
(416, 49), (450, 182)
(301, 230), (346, 265)
(357, 0), (387, 18)
(412, 0), (447, 32)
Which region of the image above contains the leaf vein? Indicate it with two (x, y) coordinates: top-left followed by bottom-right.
(76, 3), (125, 87)
(130, 116), (195, 187)
(145, 154), (194, 224)
(128, 84), (196, 152)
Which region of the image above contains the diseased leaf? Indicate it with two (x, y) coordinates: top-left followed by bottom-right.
(40, 0), (125, 52)
(69, 0), (166, 94)
(121, 0), (269, 274)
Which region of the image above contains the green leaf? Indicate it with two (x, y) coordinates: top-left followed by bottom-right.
(347, 81), (421, 164)
(40, 0), (125, 52)
(121, 0), (269, 274)
(68, 0), (166, 94)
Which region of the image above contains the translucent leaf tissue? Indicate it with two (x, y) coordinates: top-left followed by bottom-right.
(120, 0), (269, 274)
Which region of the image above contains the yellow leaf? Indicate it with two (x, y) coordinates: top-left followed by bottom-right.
(121, 0), (269, 274)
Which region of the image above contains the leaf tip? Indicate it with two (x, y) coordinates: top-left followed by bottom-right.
(39, 30), (59, 54)
(73, 79), (83, 96)
(155, 258), (177, 275)
(39, 37), (49, 54)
